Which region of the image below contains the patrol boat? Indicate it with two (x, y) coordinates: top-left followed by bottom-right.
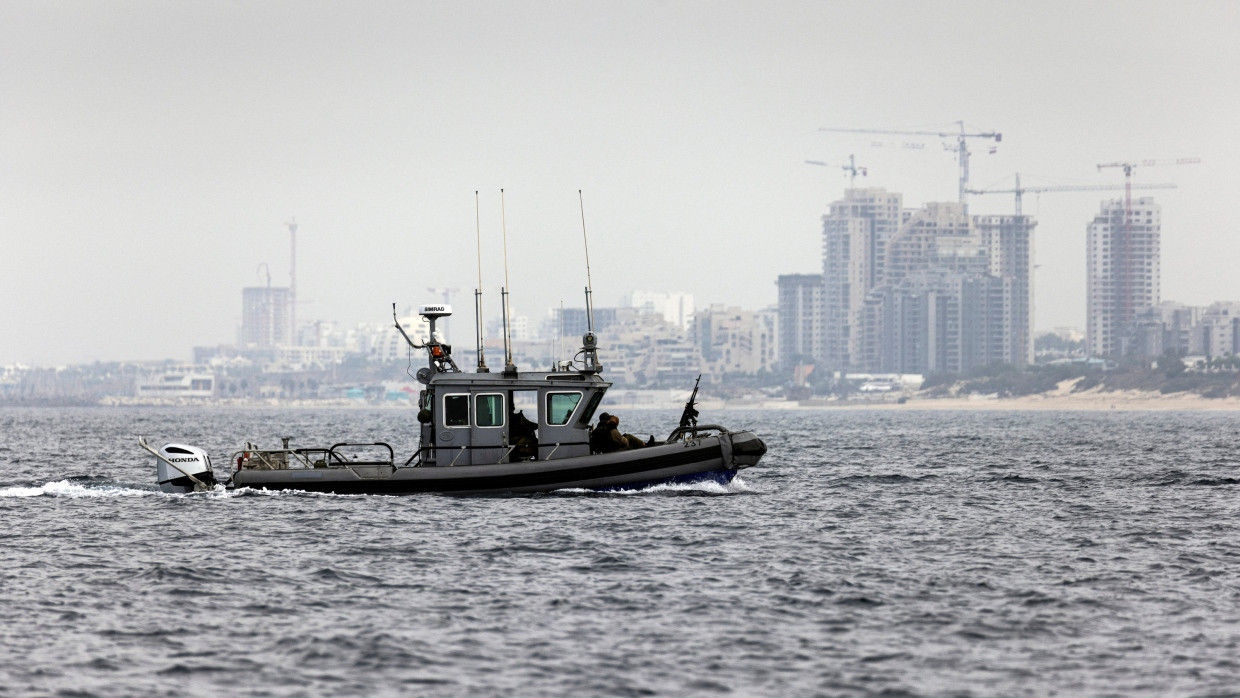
(141, 304), (767, 496)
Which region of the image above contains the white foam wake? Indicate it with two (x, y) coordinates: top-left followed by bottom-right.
(558, 475), (753, 495)
(0, 480), (156, 498)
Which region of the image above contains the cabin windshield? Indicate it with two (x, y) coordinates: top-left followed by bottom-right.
(545, 392), (583, 425)
(577, 390), (604, 426)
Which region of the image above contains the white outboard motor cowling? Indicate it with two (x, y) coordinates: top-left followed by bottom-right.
(156, 443), (216, 493)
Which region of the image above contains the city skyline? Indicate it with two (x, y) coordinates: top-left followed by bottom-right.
(3, 2), (1237, 365)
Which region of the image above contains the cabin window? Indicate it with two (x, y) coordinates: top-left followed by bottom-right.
(545, 392), (583, 425)
(444, 394), (469, 427)
(475, 393), (505, 427)
(577, 390), (604, 426)
(511, 389), (538, 430)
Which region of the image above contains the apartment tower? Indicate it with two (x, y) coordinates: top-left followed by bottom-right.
(821, 188), (906, 369)
(1087, 197), (1161, 357)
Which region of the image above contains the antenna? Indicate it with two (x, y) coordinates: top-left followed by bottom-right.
(577, 190), (602, 373)
(499, 189), (516, 374)
(473, 191), (489, 372)
(579, 190), (596, 334)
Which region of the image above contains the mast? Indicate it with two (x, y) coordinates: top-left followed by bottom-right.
(577, 190), (602, 373)
(500, 189), (517, 374)
(474, 191), (489, 372)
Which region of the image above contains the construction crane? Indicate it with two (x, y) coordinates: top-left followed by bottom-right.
(819, 121), (1001, 205)
(1096, 158), (1200, 212)
(967, 172), (1177, 216)
(805, 154), (868, 188)
(1095, 157), (1200, 335)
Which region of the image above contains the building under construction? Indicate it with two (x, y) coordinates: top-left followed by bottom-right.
(240, 286), (291, 348)
(813, 189), (1034, 374)
(1086, 197), (1161, 357)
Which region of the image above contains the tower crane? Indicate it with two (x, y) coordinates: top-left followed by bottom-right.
(967, 173), (1177, 216)
(805, 154), (868, 188)
(1094, 157), (1199, 335)
(1096, 158), (1199, 218)
(819, 121), (1001, 205)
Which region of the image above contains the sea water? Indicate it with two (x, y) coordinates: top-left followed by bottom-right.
(3, 406), (1240, 696)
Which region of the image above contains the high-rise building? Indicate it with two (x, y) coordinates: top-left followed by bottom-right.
(821, 188), (906, 368)
(1087, 197), (1161, 357)
(869, 270), (1010, 374)
(847, 201), (1033, 372)
(776, 274), (824, 369)
(977, 214), (1035, 366)
(240, 287), (291, 347)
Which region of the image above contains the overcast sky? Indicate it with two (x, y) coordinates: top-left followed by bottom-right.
(3, 1), (1238, 365)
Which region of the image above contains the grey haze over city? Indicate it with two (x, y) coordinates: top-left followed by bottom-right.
(2, 1), (1236, 366)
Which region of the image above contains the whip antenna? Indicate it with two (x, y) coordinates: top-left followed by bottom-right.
(577, 190), (601, 373)
(579, 190), (596, 334)
(500, 188), (516, 374)
(473, 191), (489, 372)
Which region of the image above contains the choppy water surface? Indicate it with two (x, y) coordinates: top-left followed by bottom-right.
(3, 407), (1240, 696)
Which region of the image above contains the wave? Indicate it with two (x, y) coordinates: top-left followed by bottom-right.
(0, 478), (236, 499)
(0, 479), (159, 498)
(0, 478), (753, 500)
(831, 473), (939, 485)
(555, 475), (753, 496)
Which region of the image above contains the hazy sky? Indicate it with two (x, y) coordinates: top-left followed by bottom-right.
(3, 1), (1238, 365)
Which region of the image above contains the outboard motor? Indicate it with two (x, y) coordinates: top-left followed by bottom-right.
(154, 443), (216, 493)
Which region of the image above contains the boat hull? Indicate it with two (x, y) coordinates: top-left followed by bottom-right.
(229, 434), (753, 495)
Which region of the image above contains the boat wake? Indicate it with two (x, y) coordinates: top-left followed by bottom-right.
(0, 478), (163, 499)
(557, 475), (755, 496)
(0, 477), (238, 499)
(1, 474), (756, 499)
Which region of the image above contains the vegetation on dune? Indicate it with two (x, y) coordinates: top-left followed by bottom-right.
(921, 349), (1240, 399)
(921, 363), (1102, 398)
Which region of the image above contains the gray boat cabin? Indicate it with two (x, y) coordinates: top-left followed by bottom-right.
(408, 303), (610, 467)
(416, 370), (608, 466)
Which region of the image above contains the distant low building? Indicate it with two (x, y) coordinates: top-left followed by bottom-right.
(135, 366), (216, 399)
(695, 304), (778, 376)
(624, 291), (695, 332)
(1126, 300), (1240, 360)
(548, 307), (619, 338)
